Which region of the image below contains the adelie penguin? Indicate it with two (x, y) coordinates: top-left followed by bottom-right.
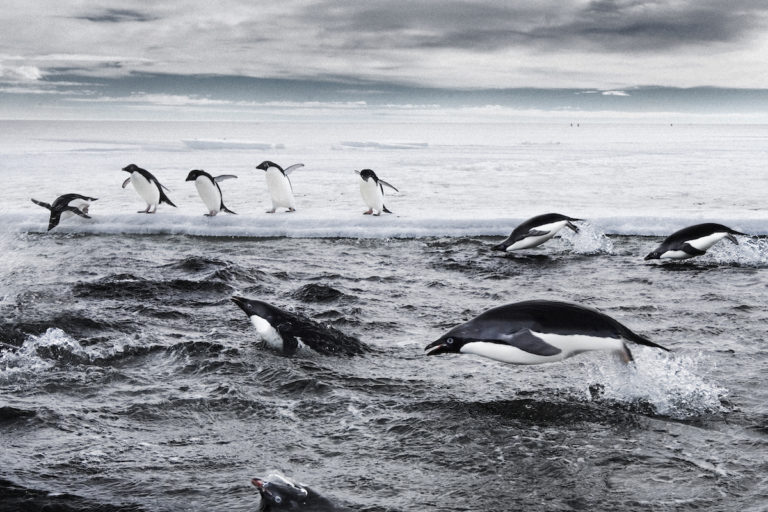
(30, 193), (97, 231)
(255, 160), (304, 213)
(185, 169), (237, 216)
(492, 213), (582, 252)
(231, 296), (367, 356)
(425, 300), (669, 365)
(252, 473), (344, 512)
(356, 168), (399, 215)
(121, 164), (176, 213)
(645, 223), (746, 261)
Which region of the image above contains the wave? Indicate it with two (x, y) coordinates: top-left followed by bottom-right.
(6, 211), (768, 239)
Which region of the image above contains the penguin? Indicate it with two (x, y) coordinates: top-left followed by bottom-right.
(30, 193), (97, 231)
(492, 213), (582, 252)
(184, 169), (237, 216)
(252, 473), (342, 512)
(644, 223), (746, 261)
(255, 161), (304, 213)
(231, 296), (367, 356)
(121, 163), (176, 213)
(425, 300), (669, 365)
(355, 169), (398, 215)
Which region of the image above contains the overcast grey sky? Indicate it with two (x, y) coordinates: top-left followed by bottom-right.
(2, 1), (768, 117)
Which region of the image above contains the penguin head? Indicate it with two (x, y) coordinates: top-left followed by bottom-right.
(185, 169), (207, 182)
(424, 335), (469, 356)
(252, 473), (309, 511)
(122, 164), (141, 173)
(644, 250), (661, 261)
(231, 296), (279, 324)
(358, 169), (377, 182)
(256, 161), (281, 172)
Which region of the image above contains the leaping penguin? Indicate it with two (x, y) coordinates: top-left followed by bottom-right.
(355, 169), (398, 215)
(231, 296), (367, 356)
(425, 300), (669, 365)
(121, 164), (176, 213)
(492, 213), (582, 252)
(645, 223), (746, 261)
(255, 161), (304, 213)
(185, 169), (237, 216)
(30, 193), (97, 231)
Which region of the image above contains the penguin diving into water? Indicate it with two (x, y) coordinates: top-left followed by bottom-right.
(121, 164), (176, 213)
(355, 168), (399, 215)
(231, 296), (367, 356)
(185, 169), (237, 216)
(644, 223), (746, 261)
(30, 193), (97, 231)
(255, 160), (304, 213)
(492, 213), (582, 252)
(425, 300), (669, 365)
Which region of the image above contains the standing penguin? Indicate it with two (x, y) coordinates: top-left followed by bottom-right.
(31, 193), (97, 231)
(356, 168), (399, 215)
(121, 164), (176, 213)
(255, 160), (304, 213)
(185, 169), (237, 216)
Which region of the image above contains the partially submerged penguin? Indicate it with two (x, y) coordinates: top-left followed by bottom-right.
(645, 223), (746, 261)
(30, 193), (97, 231)
(185, 169), (237, 216)
(255, 161), (304, 213)
(356, 168), (398, 215)
(425, 300), (668, 365)
(252, 473), (342, 512)
(492, 213), (582, 252)
(231, 296), (367, 356)
(121, 164), (176, 213)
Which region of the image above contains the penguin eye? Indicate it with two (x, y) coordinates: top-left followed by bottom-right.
(274, 496), (282, 504)
(446, 338), (454, 345)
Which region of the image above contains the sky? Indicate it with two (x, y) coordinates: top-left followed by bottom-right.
(2, 1), (768, 119)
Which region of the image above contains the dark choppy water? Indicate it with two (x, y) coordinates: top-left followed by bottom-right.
(2, 232), (767, 511)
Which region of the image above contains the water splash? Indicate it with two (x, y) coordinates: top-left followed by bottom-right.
(0, 328), (90, 381)
(582, 349), (727, 419)
(701, 236), (768, 267)
(559, 221), (615, 255)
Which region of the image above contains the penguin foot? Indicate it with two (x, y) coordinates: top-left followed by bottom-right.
(363, 209), (373, 215)
(266, 208), (276, 214)
(287, 208), (296, 213)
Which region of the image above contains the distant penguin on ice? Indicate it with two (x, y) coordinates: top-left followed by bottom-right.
(644, 223), (746, 261)
(355, 168), (398, 215)
(425, 300), (669, 365)
(121, 164), (176, 213)
(231, 296), (367, 356)
(30, 193), (97, 231)
(255, 160), (304, 213)
(492, 213), (582, 252)
(185, 169), (238, 216)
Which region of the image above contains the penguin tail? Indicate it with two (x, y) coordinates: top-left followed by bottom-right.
(222, 204), (237, 215)
(31, 199), (52, 210)
(383, 205), (393, 214)
(566, 221), (580, 233)
(160, 191), (177, 208)
(628, 332), (670, 352)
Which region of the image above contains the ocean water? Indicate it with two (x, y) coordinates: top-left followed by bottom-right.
(1, 119), (767, 511)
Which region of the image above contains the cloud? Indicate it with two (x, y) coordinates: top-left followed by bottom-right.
(75, 8), (159, 23)
(0, 64), (42, 81)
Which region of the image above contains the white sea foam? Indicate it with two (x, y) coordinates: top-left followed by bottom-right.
(0, 328), (91, 382)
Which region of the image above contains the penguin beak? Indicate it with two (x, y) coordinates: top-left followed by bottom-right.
(644, 252), (658, 261)
(251, 478), (264, 490)
(231, 296), (249, 314)
(424, 339), (447, 356)
(490, 243), (507, 252)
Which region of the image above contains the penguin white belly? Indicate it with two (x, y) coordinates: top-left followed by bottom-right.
(360, 180), (384, 212)
(460, 332), (625, 365)
(195, 177), (221, 212)
(265, 169), (295, 209)
(687, 232), (729, 251)
(507, 220), (568, 251)
(131, 172), (160, 206)
(659, 250), (694, 260)
(249, 315), (285, 351)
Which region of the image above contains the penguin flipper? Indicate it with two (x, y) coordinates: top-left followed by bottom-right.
(498, 329), (562, 356)
(566, 221), (580, 233)
(379, 179), (399, 193)
(214, 174), (238, 182)
(121, 177), (132, 189)
(284, 164), (304, 175)
(67, 206), (91, 219)
(725, 233), (739, 244)
(31, 199), (52, 210)
(221, 203), (237, 215)
(681, 243), (706, 256)
(159, 189), (177, 208)
(522, 229), (550, 239)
